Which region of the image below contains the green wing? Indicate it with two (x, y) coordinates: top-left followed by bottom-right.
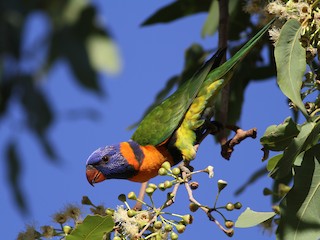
(132, 19), (275, 146)
(132, 49), (225, 146)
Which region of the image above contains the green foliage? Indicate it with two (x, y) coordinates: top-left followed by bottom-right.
(0, 0), (120, 212)
(235, 208), (276, 228)
(66, 215), (114, 240)
(274, 19), (307, 118)
(261, 117), (300, 152)
(277, 145), (320, 240)
(141, 0), (212, 26)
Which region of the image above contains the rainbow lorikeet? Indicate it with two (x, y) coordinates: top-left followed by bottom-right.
(86, 21), (273, 185)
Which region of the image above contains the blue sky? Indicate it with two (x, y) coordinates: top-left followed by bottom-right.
(2, 1), (291, 239)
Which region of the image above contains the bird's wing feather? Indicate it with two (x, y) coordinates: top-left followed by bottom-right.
(132, 49), (225, 146)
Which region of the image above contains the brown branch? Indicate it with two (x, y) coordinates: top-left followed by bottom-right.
(221, 127), (257, 160)
(217, 0), (230, 145)
(133, 181), (148, 210)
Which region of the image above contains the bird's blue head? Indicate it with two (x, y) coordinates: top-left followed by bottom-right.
(86, 143), (137, 185)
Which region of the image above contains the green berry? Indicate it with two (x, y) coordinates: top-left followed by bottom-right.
(225, 203), (234, 211)
(127, 209), (137, 218)
(146, 187), (155, 196)
(225, 220), (234, 229)
(172, 168), (181, 175)
(161, 161), (171, 171)
(164, 224), (173, 232)
(63, 225), (72, 235)
(234, 202), (242, 210)
(226, 229), (234, 237)
(217, 179), (228, 192)
(182, 214), (193, 225)
(105, 208), (114, 216)
(127, 191), (137, 200)
(154, 221), (162, 229)
(176, 224), (186, 233)
(158, 167), (167, 176)
(164, 180), (173, 189)
(189, 203), (199, 212)
(158, 183), (166, 191)
(170, 231), (179, 240)
(148, 183), (158, 190)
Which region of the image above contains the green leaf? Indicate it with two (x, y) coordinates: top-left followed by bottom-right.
(201, 0), (219, 38)
(141, 0), (212, 26)
(86, 35), (121, 75)
(270, 121), (315, 179)
(235, 208), (276, 228)
(274, 19), (307, 118)
(66, 215), (114, 240)
(261, 117), (300, 151)
(5, 141), (27, 213)
(267, 154), (283, 172)
(277, 144), (320, 240)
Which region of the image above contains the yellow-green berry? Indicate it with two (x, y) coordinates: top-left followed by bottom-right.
(225, 220), (234, 229)
(127, 209), (137, 218)
(158, 167), (167, 176)
(176, 224), (186, 233)
(189, 203), (199, 212)
(161, 161), (171, 171)
(63, 225), (72, 235)
(154, 221), (163, 229)
(225, 203), (234, 211)
(158, 183), (166, 191)
(148, 183), (158, 190)
(164, 224), (173, 232)
(146, 187), (155, 196)
(171, 231), (179, 240)
(127, 191), (137, 200)
(217, 179), (228, 192)
(164, 180), (173, 189)
(182, 214), (193, 225)
(167, 192), (175, 200)
(226, 229), (234, 237)
(105, 208), (114, 216)
(234, 202), (242, 210)
(172, 168), (180, 175)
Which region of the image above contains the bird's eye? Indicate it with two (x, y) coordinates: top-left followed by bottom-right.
(102, 155), (109, 163)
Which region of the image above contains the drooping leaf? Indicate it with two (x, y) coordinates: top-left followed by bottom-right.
(5, 141), (27, 213)
(270, 121), (315, 179)
(201, 0), (219, 38)
(274, 19), (307, 118)
(66, 215), (114, 240)
(277, 144), (320, 240)
(235, 208), (276, 228)
(261, 117), (300, 151)
(267, 154), (283, 172)
(86, 35), (121, 75)
(141, 0), (212, 26)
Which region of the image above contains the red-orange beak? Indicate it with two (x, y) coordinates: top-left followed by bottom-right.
(86, 165), (106, 186)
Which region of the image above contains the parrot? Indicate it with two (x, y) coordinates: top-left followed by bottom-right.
(86, 20), (274, 185)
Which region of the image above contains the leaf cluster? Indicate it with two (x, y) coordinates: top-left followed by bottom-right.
(1, 0), (120, 212)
